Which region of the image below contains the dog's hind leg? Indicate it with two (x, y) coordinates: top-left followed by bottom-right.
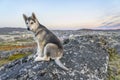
(35, 43), (58, 61)
(34, 45), (50, 61)
(42, 43), (62, 60)
(40, 45), (51, 61)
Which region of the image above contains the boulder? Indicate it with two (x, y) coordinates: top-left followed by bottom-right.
(0, 35), (109, 80)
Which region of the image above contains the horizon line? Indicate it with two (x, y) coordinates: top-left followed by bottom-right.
(0, 27), (120, 31)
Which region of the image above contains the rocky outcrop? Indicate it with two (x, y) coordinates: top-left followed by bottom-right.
(0, 35), (109, 80)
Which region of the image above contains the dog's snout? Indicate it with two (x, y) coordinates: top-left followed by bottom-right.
(27, 27), (30, 31)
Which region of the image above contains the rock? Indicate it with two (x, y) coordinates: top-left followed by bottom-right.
(0, 35), (109, 80)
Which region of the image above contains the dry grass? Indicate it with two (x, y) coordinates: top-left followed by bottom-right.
(0, 44), (36, 51)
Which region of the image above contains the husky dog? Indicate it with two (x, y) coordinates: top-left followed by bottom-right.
(23, 13), (69, 70)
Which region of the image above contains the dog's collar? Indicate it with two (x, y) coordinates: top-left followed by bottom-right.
(35, 29), (43, 37)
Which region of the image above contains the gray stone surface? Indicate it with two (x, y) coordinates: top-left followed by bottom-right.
(0, 35), (109, 80)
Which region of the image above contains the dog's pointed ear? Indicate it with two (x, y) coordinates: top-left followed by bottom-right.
(32, 12), (38, 21)
(23, 14), (28, 21)
(32, 13), (36, 19)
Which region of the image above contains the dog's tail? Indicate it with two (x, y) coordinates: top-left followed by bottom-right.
(55, 59), (69, 71)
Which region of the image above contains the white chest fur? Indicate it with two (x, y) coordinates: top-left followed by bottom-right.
(34, 37), (42, 56)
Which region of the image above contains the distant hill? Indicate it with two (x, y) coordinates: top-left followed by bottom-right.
(77, 28), (120, 31)
(0, 27), (26, 34)
(77, 29), (94, 31)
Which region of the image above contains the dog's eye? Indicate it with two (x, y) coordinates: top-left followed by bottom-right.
(31, 22), (34, 24)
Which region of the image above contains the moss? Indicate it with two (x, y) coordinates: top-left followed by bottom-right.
(0, 52), (32, 67)
(8, 54), (26, 61)
(0, 59), (10, 66)
(107, 48), (120, 80)
(99, 38), (120, 80)
(107, 48), (120, 61)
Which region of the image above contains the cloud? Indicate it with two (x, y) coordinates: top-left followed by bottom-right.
(97, 13), (120, 29)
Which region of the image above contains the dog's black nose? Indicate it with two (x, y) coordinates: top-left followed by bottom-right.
(27, 27), (30, 31)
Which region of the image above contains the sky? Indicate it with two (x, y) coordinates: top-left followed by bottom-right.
(0, 0), (120, 30)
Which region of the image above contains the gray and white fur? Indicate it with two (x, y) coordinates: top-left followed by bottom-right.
(23, 13), (69, 70)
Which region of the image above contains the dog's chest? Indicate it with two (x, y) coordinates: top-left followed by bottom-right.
(34, 37), (41, 52)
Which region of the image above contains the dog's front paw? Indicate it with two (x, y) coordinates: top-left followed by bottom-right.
(34, 56), (50, 62)
(34, 56), (43, 61)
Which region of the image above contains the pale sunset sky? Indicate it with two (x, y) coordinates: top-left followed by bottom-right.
(0, 0), (120, 30)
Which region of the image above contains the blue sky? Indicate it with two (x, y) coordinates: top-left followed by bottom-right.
(0, 0), (120, 30)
